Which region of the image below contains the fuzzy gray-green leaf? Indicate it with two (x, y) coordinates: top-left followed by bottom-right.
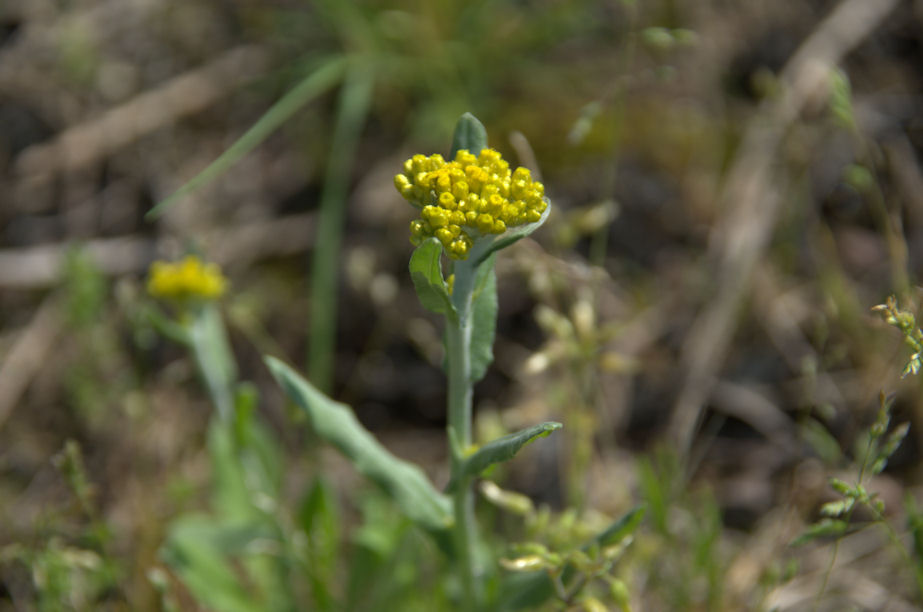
(450, 112), (488, 159)
(473, 200), (551, 267)
(265, 356), (452, 532)
(409, 239), (457, 320)
(449, 422), (562, 490)
(469, 256), (497, 383)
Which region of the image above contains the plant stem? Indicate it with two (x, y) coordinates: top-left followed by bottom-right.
(446, 258), (480, 610)
(447, 268), (475, 446)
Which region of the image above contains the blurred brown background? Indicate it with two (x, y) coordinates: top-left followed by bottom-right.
(2, 0), (923, 609)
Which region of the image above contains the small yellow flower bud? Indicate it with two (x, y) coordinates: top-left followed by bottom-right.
(435, 228), (454, 245)
(456, 150), (477, 165)
(452, 180), (469, 200)
(410, 219), (427, 238)
(476, 213), (495, 234)
(438, 191), (456, 210)
(449, 239), (469, 259)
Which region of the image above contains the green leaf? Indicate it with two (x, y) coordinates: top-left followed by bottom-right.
(208, 421), (258, 522)
(593, 504), (647, 548)
(469, 256), (497, 383)
(829, 477), (854, 497)
(799, 417), (842, 465)
(409, 238), (457, 320)
(495, 570), (555, 611)
(299, 477), (340, 610)
(233, 385), (284, 499)
(146, 57), (346, 220)
(450, 112), (488, 159)
(820, 499), (853, 518)
(904, 494), (923, 566)
(448, 422), (562, 491)
(265, 356), (452, 532)
(637, 458), (668, 534)
(143, 304), (190, 346)
(791, 519), (849, 547)
(471, 200), (552, 267)
(161, 517), (274, 612)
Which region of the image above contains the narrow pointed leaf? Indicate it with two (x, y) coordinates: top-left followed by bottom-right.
(450, 112), (488, 159)
(473, 200), (551, 266)
(593, 504), (646, 548)
(409, 238), (457, 320)
(448, 422), (562, 490)
(469, 255), (497, 383)
(265, 356), (452, 531)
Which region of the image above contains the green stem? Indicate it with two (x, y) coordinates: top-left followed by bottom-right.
(447, 265), (475, 445)
(446, 258), (480, 610)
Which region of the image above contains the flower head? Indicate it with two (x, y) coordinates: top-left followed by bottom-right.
(147, 255), (227, 301)
(395, 148), (547, 260)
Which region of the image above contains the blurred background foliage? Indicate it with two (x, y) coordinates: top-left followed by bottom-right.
(2, 0), (923, 609)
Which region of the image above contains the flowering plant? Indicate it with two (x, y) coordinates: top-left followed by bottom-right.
(139, 115), (644, 611)
(267, 114), (564, 609)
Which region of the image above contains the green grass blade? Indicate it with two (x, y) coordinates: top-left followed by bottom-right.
(145, 57), (347, 220)
(308, 63), (374, 393)
(265, 356), (452, 532)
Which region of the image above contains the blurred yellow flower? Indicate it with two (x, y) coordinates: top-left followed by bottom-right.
(147, 255), (227, 301)
(395, 148), (547, 260)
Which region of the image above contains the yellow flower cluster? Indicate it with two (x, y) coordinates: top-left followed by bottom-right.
(394, 148), (547, 260)
(147, 255), (227, 301)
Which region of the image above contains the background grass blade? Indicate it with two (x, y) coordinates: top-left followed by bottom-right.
(145, 57), (347, 220)
(308, 64), (375, 393)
